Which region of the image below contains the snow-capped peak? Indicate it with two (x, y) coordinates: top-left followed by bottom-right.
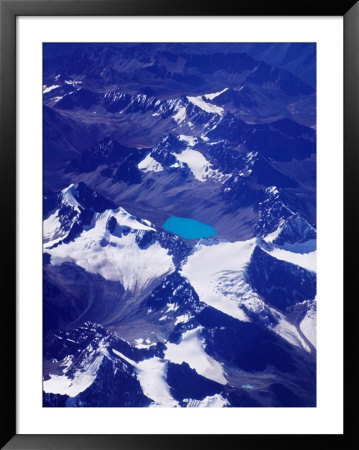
(61, 184), (82, 213)
(45, 197), (175, 291)
(138, 154), (163, 173)
(90, 207), (156, 233)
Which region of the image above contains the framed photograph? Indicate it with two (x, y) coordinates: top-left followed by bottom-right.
(1, 0), (356, 448)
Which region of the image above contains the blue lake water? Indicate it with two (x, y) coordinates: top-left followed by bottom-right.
(163, 216), (217, 239)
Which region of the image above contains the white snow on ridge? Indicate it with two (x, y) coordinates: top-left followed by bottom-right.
(178, 135), (197, 147)
(112, 350), (178, 407)
(174, 149), (211, 181)
(52, 96), (64, 103)
(43, 212), (62, 244)
(136, 358), (178, 407)
(214, 270), (265, 316)
(204, 88), (228, 100)
(59, 355), (73, 372)
(112, 348), (136, 366)
(187, 96), (224, 115)
(181, 239), (257, 321)
(264, 222), (285, 243)
(138, 154), (163, 173)
(46, 208), (174, 291)
(175, 314), (191, 325)
(266, 186), (280, 197)
(173, 107), (186, 123)
(43, 354), (104, 397)
(43, 185), (83, 246)
(267, 247), (316, 273)
(180, 235), (315, 350)
(270, 310), (310, 352)
(174, 148), (228, 182)
(43, 211), (76, 247)
(184, 394), (229, 408)
(43, 84), (60, 94)
(114, 332), (228, 405)
(103, 208), (155, 231)
(135, 343), (156, 349)
(170, 161), (185, 169)
(61, 184), (82, 213)
(165, 327), (227, 385)
(300, 303), (316, 348)
(65, 79), (83, 86)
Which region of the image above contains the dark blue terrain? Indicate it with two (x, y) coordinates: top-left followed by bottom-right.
(43, 43), (316, 408)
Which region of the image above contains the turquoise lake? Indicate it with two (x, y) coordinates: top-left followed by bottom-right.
(163, 216), (217, 240)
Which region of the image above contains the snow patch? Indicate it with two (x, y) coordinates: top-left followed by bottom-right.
(52, 96), (64, 103)
(184, 393), (229, 407)
(166, 303), (179, 313)
(175, 314), (191, 325)
(181, 240), (257, 321)
(112, 349), (137, 366)
(270, 310), (310, 352)
(178, 135), (197, 147)
(299, 303), (316, 348)
(165, 327), (227, 385)
(267, 248), (316, 273)
(170, 161), (185, 169)
(61, 184), (82, 213)
(112, 349), (178, 406)
(138, 154), (163, 173)
(43, 84), (60, 94)
(264, 222), (285, 243)
(43, 185), (84, 246)
(43, 212), (64, 245)
(136, 358), (178, 407)
(266, 186), (280, 197)
(187, 96), (224, 115)
(204, 88), (228, 100)
(65, 80), (83, 86)
(46, 207), (174, 291)
(173, 107), (186, 123)
(43, 354), (104, 397)
(174, 149), (228, 182)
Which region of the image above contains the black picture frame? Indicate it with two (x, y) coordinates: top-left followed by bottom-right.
(1, 1), (357, 448)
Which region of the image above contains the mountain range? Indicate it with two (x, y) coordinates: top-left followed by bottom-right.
(43, 43), (316, 407)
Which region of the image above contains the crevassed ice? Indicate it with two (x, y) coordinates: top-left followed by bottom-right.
(184, 393), (229, 407)
(174, 148), (228, 182)
(181, 239), (257, 321)
(46, 207), (174, 291)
